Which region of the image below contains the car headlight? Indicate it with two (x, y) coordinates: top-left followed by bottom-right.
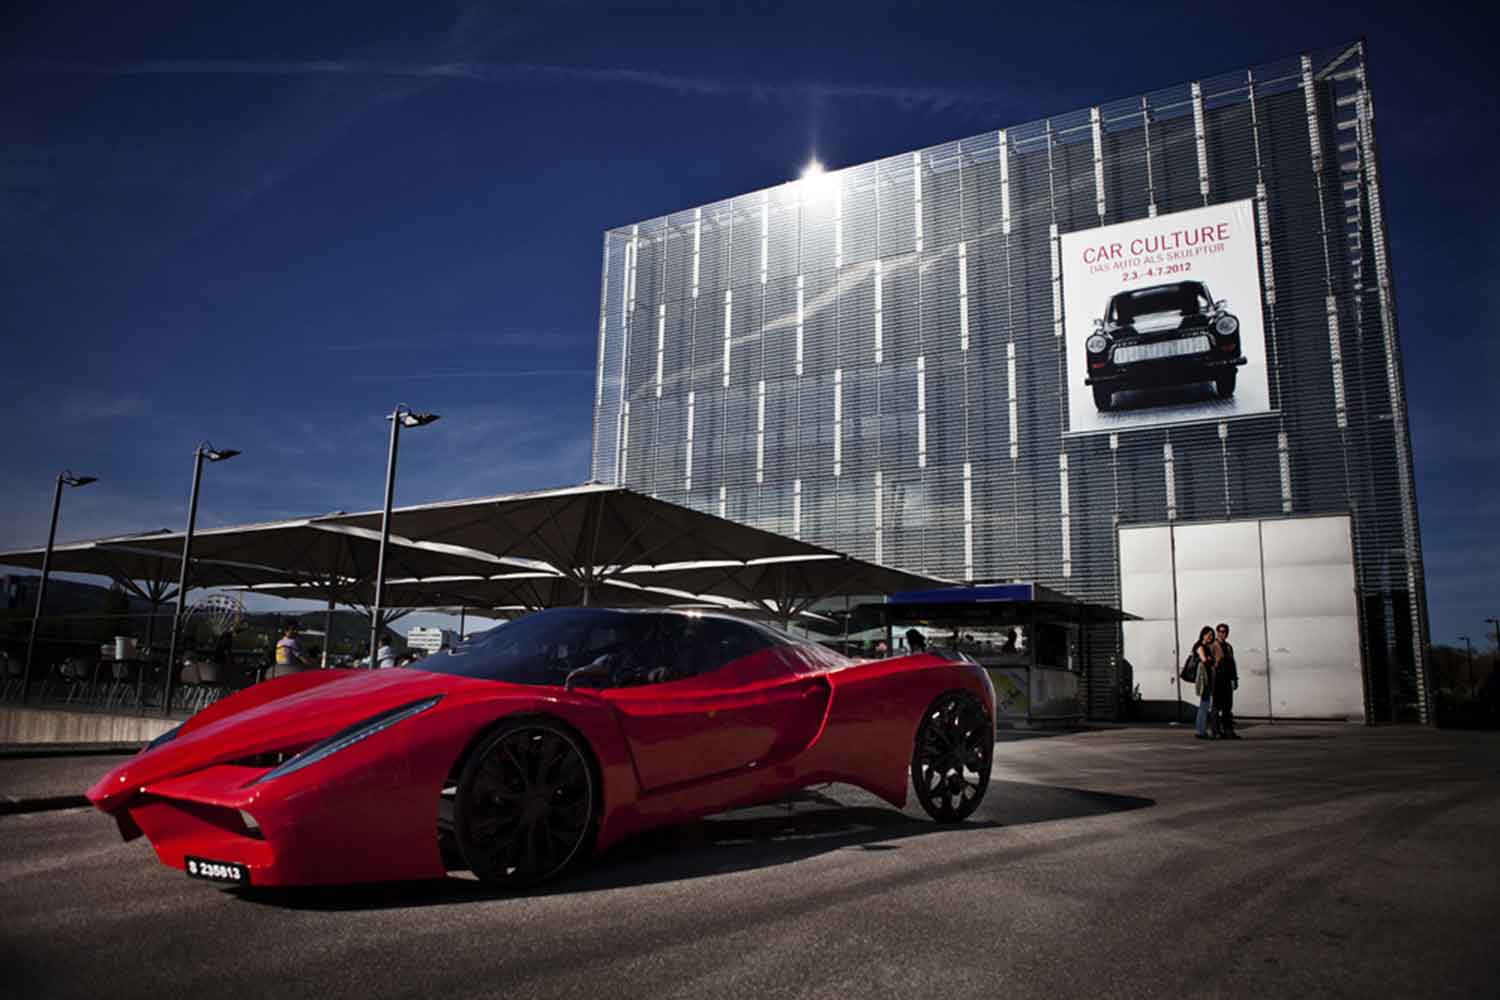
(252, 696), (442, 785)
(1086, 334), (1108, 354)
(1214, 315), (1239, 336)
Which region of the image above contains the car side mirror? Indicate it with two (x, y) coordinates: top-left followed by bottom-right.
(1093, 318), (1105, 330)
(1213, 299), (1226, 311)
(564, 653), (614, 691)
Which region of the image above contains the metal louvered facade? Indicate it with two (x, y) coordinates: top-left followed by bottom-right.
(591, 41), (1430, 722)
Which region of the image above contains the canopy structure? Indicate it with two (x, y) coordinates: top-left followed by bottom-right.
(3, 483), (949, 659)
(0, 519), (527, 602)
(325, 485), (812, 591)
(618, 555), (944, 623)
(116, 517), (530, 589)
(0, 530), (297, 612)
(0, 520), (531, 669)
(241, 573), (750, 616)
(241, 574), (843, 644)
(323, 484), (948, 615)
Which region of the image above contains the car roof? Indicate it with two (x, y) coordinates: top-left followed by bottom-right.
(1112, 280), (1206, 299)
(518, 605), (798, 644)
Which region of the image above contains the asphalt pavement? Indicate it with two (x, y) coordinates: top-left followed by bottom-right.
(2, 723), (1497, 999)
(0, 751), (132, 812)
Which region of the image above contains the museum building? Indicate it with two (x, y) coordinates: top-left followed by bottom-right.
(589, 41), (1430, 723)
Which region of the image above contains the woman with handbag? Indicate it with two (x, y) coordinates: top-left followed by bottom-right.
(1189, 625), (1218, 740)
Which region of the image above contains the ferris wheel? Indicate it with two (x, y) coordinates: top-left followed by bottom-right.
(186, 593), (245, 637)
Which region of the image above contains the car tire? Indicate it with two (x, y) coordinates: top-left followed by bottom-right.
(454, 718), (600, 887)
(1092, 384), (1114, 411)
(911, 690), (993, 823)
(1215, 371), (1237, 398)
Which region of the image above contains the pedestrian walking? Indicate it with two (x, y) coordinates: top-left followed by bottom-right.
(1212, 622), (1240, 738)
(1189, 625), (1217, 740)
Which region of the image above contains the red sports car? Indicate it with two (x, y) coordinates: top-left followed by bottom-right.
(88, 608), (995, 888)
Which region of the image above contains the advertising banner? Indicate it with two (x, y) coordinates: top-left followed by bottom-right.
(1061, 199), (1271, 434)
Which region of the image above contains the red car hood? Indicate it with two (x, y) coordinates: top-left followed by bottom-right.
(87, 668), (483, 812)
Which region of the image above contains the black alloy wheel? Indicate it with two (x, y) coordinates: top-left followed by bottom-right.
(1215, 370), (1237, 398)
(455, 719), (598, 887)
(1092, 384), (1114, 411)
(911, 690), (993, 823)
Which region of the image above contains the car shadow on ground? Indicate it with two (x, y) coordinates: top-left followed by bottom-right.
(232, 780), (1153, 912)
(1109, 381), (1227, 411)
(995, 725), (1107, 742)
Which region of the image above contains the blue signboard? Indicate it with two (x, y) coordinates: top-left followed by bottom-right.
(887, 584), (1035, 606)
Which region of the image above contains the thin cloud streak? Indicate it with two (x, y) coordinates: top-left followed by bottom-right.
(320, 333), (574, 351)
(346, 369), (594, 379)
(59, 391), (150, 425)
(10, 58), (1033, 112)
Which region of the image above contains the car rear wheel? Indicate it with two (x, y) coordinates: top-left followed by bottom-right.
(1215, 371), (1237, 398)
(911, 690), (992, 823)
(454, 719), (598, 887)
(1092, 384), (1114, 411)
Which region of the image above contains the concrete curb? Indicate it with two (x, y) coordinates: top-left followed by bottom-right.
(0, 794), (90, 816)
(0, 743), (144, 758)
(0, 705), (177, 746)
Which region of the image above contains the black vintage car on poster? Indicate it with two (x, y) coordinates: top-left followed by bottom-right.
(1084, 280), (1247, 410)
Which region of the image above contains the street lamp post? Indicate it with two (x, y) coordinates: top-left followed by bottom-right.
(1459, 635), (1475, 693)
(368, 405), (439, 669)
(162, 443), (239, 715)
(1487, 618), (1500, 669)
(21, 471), (96, 702)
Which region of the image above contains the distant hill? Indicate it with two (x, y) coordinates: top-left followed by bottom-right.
(0, 573), (398, 662)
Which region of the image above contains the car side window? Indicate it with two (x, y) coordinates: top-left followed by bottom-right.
(656, 617), (773, 683)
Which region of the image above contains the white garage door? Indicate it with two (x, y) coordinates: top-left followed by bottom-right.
(1119, 515), (1364, 721)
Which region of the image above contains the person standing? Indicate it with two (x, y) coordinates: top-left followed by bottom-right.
(376, 633), (397, 669)
(1191, 625), (1217, 740)
(212, 626), (235, 667)
(1213, 622), (1240, 738)
(905, 628), (927, 654)
(272, 625), (309, 678)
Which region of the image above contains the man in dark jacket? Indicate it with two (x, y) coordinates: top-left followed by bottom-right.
(1213, 623), (1240, 738)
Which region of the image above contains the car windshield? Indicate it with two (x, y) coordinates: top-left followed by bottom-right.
(1109, 283), (1211, 323)
(412, 607), (790, 687)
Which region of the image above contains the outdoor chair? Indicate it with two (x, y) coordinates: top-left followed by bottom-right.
(178, 659), (230, 713)
(62, 658), (95, 703)
(1, 656), (23, 701)
(36, 660), (68, 702)
(106, 659), (141, 710)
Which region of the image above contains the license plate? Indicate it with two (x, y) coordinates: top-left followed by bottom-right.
(1114, 335), (1211, 364)
(184, 856), (250, 884)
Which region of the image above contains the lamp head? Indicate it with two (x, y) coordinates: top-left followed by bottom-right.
(396, 410), (440, 428)
(202, 445), (241, 462)
(60, 471), (97, 488)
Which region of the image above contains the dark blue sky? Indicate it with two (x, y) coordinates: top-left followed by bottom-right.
(2, 1), (1495, 644)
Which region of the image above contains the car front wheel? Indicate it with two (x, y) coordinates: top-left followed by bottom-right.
(911, 690), (993, 823)
(1215, 371), (1237, 398)
(454, 718), (599, 887)
(1092, 384), (1114, 410)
